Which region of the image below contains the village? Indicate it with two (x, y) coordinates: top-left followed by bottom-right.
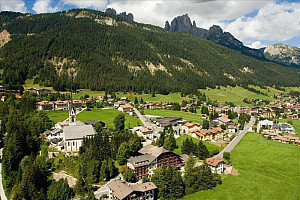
(12, 85), (297, 200)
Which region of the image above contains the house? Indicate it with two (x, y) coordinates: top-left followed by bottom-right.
(37, 101), (54, 111)
(107, 179), (157, 200)
(37, 88), (51, 95)
(72, 100), (83, 109)
(54, 100), (69, 110)
(227, 123), (237, 133)
(127, 145), (183, 180)
(114, 100), (125, 108)
(120, 97), (129, 102)
(118, 104), (134, 115)
(181, 122), (201, 133)
(262, 131), (278, 138)
(96, 96), (103, 101)
(215, 116), (231, 125)
(206, 157), (225, 174)
(136, 127), (154, 140)
(191, 127), (224, 141)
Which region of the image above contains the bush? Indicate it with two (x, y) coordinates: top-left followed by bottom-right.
(223, 152), (230, 161)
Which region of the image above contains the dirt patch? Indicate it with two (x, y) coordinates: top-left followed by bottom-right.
(0, 30), (11, 48)
(53, 171), (77, 188)
(231, 167), (239, 176)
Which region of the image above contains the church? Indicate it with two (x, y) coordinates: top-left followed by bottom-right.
(63, 103), (96, 152)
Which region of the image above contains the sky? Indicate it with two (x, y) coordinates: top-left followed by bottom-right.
(0, 0), (299, 48)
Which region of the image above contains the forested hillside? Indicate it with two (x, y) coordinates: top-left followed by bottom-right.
(0, 9), (299, 94)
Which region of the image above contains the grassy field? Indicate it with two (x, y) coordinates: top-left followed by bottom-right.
(76, 108), (142, 129)
(182, 132), (300, 199)
(199, 86), (279, 106)
(24, 79), (55, 91)
(46, 110), (69, 123)
(143, 109), (204, 123)
(174, 135), (223, 156)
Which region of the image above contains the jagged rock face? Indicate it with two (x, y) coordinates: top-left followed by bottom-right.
(165, 15), (207, 37)
(105, 8), (117, 16)
(104, 9), (134, 21)
(118, 12), (134, 21)
(165, 14), (266, 60)
(264, 44), (300, 67)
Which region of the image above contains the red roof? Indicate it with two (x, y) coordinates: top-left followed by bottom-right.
(206, 157), (224, 167)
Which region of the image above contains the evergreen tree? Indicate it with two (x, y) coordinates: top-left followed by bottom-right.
(116, 142), (130, 165)
(122, 169), (137, 183)
(128, 132), (142, 153)
(202, 120), (210, 129)
(114, 113), (125, 131)
(47, 179), (74, 200)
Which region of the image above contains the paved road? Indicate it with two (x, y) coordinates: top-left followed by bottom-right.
(0, 163), (8, 200)
(133, 108), (155, 129)
(214, 116), (255, 158)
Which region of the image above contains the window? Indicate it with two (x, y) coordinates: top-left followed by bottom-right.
(73, 141), (75, 146)
(68, 142), (70, 146)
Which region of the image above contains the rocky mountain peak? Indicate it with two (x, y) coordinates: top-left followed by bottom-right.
(104, 8), (134, 21)
(165, 14), (266, 60)
(264, 43), (300, 67)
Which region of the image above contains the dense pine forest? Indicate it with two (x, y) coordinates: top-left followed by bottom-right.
(0, 9), (300, 94)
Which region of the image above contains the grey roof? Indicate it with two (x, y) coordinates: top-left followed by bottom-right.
(127, 153), (156, 167)
(138, 144), (169, 158)
(107, 179), (156, 200)
(64, 121), (96, 140)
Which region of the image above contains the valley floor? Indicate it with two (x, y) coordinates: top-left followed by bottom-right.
(182, 132), (300, 199)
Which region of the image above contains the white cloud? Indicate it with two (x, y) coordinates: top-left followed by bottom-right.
(108, 0), (269, 28)
(33, 0), (61, 13)
(62, 0), (107, 10)
(0, 0), (27, 12)
(224, 2), (300, 42)
(247, 41), (266, 49)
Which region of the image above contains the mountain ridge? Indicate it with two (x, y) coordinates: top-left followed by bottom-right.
(0, 9), (299, 94)
(164, 14), (266, 60)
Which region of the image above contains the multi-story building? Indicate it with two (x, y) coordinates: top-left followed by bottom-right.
(127, 145), (183, 180)
(107, 179), (157, 200)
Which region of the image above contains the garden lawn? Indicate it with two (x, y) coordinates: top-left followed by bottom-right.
(46, 110), (69, 123)
(143, 109), (204, 123)
(76, 108), (142, 129)
(174, 135), (223, 156)
(182, 132), (300, 200)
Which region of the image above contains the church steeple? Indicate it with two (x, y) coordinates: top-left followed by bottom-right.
(69, 74), (76, 123)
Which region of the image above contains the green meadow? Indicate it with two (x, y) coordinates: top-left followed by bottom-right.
(174, 135), (223, 156)
(182, 133), (300, 200)
(143, 109), (205, 123)
(46, 110), (69, 123)
(199, 86), (279, 106)
(76, 108), (142, 129)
